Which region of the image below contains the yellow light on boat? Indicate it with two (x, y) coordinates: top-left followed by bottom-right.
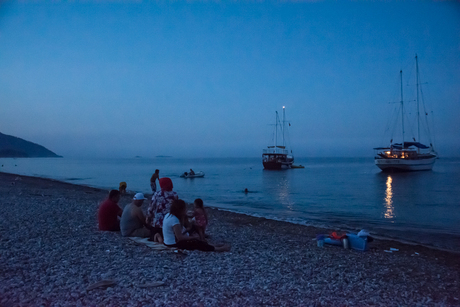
(385, 151), (390, 155)
(283, 106), (285, 109)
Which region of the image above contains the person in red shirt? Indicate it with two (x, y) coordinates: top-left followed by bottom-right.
(98, 190), (123, 231)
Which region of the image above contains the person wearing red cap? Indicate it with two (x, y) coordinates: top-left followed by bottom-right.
(146, 177), (178, 241)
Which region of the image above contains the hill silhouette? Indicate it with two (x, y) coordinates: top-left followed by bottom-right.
(0, 132), (61, 158)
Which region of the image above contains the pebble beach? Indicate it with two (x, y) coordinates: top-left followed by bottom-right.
(1, 171), (459, 306)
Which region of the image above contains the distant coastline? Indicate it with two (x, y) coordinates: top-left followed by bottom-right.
(0, 132), (61, 158)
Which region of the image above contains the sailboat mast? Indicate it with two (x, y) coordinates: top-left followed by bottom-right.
(282, 106), (285, 148)
(275, 111), (278, 151)
(400, 70), (405, 150)
(416, 54), (420, 152)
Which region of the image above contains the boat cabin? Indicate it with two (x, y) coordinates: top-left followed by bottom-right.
(376, 149), (418, 159)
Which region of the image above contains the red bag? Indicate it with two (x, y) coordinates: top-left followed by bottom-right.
(330, 232), (347, 240)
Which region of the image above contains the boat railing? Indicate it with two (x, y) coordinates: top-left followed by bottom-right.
(263, 148), (289, 155)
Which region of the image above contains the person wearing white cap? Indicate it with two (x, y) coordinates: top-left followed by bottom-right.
(120, 193), (151, 238)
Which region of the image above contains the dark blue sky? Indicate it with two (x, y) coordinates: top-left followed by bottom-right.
(1, 1), (459, 158)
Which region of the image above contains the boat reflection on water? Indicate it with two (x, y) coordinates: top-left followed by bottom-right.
(384, 175), (395, 220)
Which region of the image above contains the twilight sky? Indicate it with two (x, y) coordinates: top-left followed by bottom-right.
(1, 1), (459, 158)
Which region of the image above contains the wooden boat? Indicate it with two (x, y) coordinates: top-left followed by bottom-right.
(262, 107), (294, 170)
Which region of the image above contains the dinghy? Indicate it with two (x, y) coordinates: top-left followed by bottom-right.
(180, 171), (205, 178)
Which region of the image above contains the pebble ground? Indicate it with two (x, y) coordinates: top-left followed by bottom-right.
(1, 172), (459, 306)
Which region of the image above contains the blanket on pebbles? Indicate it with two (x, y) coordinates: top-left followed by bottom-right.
(127, 237), (177, 251)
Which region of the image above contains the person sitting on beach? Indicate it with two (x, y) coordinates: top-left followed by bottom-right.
(150, 169), (160, 193)
(119, 182), (127, 194)
(146, 177), (178, 241)
(193, 198), (208, 241)
(98, 190), (123, 231)
(189, 169), (195, 176)
(163, 199), (230, 252)
(120, 193), (152, 238)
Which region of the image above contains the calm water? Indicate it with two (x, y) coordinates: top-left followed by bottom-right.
(1, 157), (459, 252)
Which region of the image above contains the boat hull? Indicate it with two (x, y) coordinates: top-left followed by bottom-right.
(262, 153), (294, 170)
(263, 161), (292, 170)
(375, 156), (436, 172)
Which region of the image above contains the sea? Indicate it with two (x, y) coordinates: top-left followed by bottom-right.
(1, 157), (459, 252)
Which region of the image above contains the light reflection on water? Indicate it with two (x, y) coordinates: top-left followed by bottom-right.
(384, 175), (395, 220)
(277, 177), (294, 211)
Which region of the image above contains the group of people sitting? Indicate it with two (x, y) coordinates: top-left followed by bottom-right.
(97, 176), (230, 252)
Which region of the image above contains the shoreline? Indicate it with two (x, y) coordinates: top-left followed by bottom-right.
(1, 171), (459, 306)
(2, 169), (458, 255)
(214, 208), (460, 255)
(1, 170), (459, 262)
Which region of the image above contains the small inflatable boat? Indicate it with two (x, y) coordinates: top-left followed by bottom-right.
(180, 171), (205, 178)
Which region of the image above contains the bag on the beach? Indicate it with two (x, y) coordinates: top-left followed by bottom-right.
(346, 233), (369, 251)
(330, 232), (347, 240)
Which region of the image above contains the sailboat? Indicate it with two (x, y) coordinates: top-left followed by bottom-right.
(262, 106), (294, 170)
(374, 55), (437, 172)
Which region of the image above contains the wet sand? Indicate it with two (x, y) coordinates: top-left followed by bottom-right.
(0, 171), (459, 306)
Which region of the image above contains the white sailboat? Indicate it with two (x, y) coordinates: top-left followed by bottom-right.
(374, 55), (437, 171)
(262, 106), (294, 170)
